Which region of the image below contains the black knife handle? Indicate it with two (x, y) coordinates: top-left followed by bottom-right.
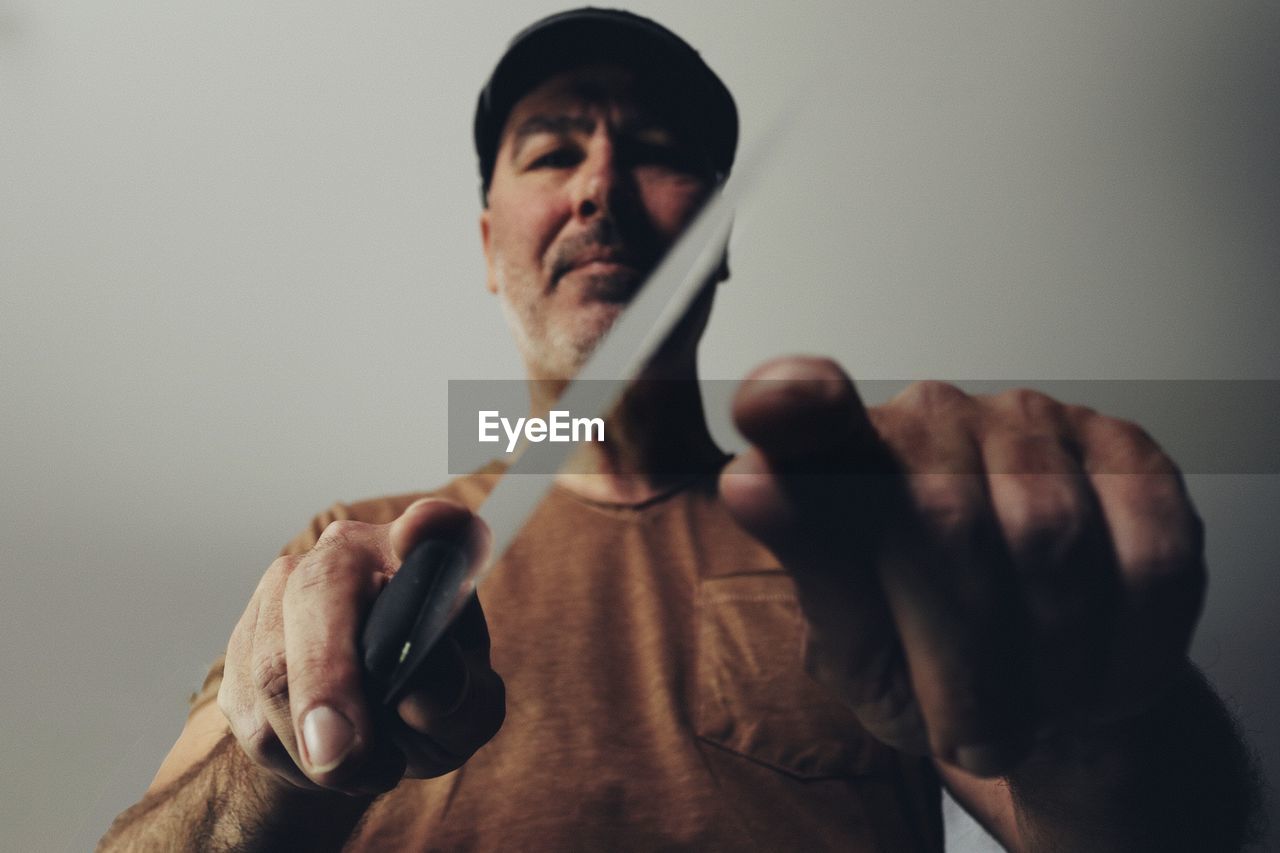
(361, 537), (469, 707)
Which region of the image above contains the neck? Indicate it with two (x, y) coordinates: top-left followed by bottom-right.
(526, 361), (725, 505)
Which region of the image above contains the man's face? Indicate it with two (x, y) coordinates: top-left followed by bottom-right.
(481, 65), (713, 380)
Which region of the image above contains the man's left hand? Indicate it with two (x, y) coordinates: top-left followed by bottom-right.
(719, 356), (1206, 777)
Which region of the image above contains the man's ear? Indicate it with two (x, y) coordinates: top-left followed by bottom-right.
(480, 210), (498, 295)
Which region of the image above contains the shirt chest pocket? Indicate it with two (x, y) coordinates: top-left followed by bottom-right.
(695, 572), (895, 779)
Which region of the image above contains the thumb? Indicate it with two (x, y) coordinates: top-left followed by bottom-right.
(720, 356), (887, 543)
(728, 356), (872, 464)
(719, 359), (924, 753)
(389, 498), (489, 565)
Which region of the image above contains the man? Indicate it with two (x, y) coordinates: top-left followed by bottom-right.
(100, 9), (1261, 851)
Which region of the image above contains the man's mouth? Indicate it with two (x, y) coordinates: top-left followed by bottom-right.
(574, 259), (635, 275)
(556, 249), (641, 277)
(553, 250), (649, 301)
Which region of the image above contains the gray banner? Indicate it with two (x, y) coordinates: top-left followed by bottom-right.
(447, 379), (1280, 475)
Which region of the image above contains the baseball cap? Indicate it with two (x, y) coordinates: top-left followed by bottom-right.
(473, 8), (738, 200)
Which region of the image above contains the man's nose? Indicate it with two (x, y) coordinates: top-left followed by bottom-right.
(572, 138), (624, 221)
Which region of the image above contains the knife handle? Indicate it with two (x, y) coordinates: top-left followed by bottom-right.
(361, 537), (470, 707)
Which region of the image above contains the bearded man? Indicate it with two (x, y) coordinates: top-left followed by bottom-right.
(101, 9), (1261, 852)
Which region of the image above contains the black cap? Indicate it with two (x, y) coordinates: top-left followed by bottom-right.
(474, 8), (738, 200)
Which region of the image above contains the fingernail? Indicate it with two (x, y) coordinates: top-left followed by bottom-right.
(302, 706), (356, 772)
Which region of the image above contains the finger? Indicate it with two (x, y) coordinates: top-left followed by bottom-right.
(980, 403), (1118, 732)
(396, 594), (501, 742)
(729, 356), (882, 469)
(721, 357), (889, 543)
(397, 645), (507, 772)
(876, 382), (1032, 775)
(281, 523), (392, 789)
(219, 571), (266, 746)
(730, 365), (1034, 773)
(1074, 412), (1206, 717)
(722, 358), (921, 751)
(221, 558), (320, 790)
(395, 597), (505, 774)
(392, 592), (490, 721)
(251, 558), (310, 777)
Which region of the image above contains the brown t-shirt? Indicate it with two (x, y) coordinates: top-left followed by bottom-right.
(195, 466), (942, 851)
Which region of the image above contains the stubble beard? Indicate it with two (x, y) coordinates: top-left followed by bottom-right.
(494, 258), (624, 381)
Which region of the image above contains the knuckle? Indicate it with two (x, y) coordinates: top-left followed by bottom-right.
(268, 554), (300, 578)
(285, 553), (350, 596)
(251, 648), (290, 702)
(216, 680), (246, 727)
(1092, 417), (1173, 474)
(910, 475), (984, 542)
(999, 478), (1087, 559)
(872, 408), (929, 463)
(992, 432), (1073, 476)
(1103, 416), (1150, 449)
(316, 519), (370, 549)
(901, 380), (969, 413)
(1063, 402), (1097, 424)
(995, 387), (1063, 425)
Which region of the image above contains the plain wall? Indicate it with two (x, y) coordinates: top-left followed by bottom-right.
(2, 2), (1276, 850)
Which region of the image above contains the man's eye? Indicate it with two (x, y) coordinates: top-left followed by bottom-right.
(529, 148), (580, 169)
(626, 142), (699, 174)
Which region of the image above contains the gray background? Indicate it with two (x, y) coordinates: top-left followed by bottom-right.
(2, 1), (1277, 850)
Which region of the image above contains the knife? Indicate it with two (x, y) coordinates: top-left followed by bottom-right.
(361, 117), (788, 707)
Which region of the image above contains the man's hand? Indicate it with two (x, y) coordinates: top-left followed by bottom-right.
(218, 499), (506, 795)
(719, 357), (1206, 778)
